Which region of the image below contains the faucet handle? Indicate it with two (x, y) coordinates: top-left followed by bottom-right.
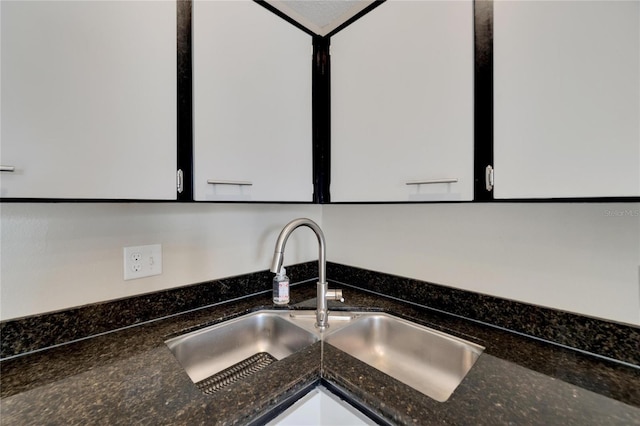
(326, 289), (344, 303)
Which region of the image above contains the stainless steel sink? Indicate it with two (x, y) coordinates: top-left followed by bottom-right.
(165, 311), (318, 393)
(324, 313), (484, 402)
(166, 309), (483, 401)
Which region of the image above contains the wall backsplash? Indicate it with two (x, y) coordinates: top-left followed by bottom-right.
(328, 262), (640, 366)
(1, 202), (638, 326)
(0, 203), (322, 321)
(0, 261), (319, 359)
(2, 259), (637, 366)
(323, 203), (640, 326)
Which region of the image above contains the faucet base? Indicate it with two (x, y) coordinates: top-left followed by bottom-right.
(316, 281), (329, 330)
(315, 321), (330, 331)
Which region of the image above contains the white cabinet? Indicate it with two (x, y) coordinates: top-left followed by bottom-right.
(0, 1), (177, 199)
(494, 0), (640, 199)
(193, 1), (313, 202)
(330, 0), (474, 202)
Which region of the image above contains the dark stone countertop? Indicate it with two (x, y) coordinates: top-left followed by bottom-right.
(1, 283), (639, 425)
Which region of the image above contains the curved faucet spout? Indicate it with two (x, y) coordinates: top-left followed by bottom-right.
(270, 218), (341, 330)
(270, 218), (326, 285)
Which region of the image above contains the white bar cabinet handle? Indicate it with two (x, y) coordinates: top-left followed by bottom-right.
(406, 178), (458, 185)
(1, 166), (16, 172)
(207, 180), (253, 186)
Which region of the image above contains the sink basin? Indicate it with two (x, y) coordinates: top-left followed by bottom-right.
(165, 311), (318, 393)
(324, 313), (484, 402)
(166, 309), (483, 401)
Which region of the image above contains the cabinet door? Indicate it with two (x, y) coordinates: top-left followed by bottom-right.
(0, 1), (177, 199)
(331, 0), (474, 202)
(494, 1), (640, 199)
(193, 1), (312, 202)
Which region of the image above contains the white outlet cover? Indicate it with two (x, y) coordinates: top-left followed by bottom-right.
(123, 244), (162, 280)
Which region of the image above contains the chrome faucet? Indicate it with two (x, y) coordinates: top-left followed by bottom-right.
(270, 218), (343, 330)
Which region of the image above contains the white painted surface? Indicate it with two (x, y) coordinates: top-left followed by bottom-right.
(0, 204), (322, 320)
(268, 386), (372, 426)
(331, 0), (474, 202)
(193, 0), (313, 201)
(494, 0), (640, 198)
(323, 203), (640, 325)
(2, 202), (638, 325)
(0, 1), (177, 199)
(265, 0), (376, 36)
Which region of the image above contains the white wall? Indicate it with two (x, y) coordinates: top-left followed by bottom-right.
(2, 202), (639, 325)
(0, 203), (322, 320)
(323, 203), (640, 326)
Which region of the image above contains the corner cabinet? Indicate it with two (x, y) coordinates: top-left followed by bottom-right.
(193, 1), (313, 202)
(494, 0), (640, 199)
(330, 0), (474, 202)
(0, 1), (177, 200)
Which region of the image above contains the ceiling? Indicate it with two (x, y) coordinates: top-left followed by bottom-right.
(264, 0), (377, 36)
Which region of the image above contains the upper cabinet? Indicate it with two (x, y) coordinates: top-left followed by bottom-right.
(4, 0), (633, 203)
(494, 0), (640, 199)
(0, 1), (177, 199)
(330, 0), (474, 202)
(192, 1), (313, 202)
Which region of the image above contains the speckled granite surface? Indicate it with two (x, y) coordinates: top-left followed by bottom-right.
(3, 261), (638, 369)
(328, 262), (640, 366)
(1, 283), (638, 425)
(323, 346), (639, 425)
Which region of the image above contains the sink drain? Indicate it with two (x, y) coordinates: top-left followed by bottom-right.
(195, 352), (278, 395)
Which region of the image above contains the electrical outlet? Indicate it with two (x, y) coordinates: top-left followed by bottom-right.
(123, 244), (162, 280)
